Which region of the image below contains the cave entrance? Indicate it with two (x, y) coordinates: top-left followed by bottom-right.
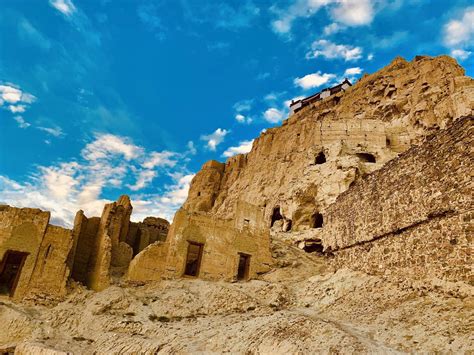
(0, 251), (28, 297)
(236, 253), (251, 281)
(311, 212), (324, 228)
(270, 207), (283, 227)
(356, 153), (376, 163)
(184, 242), (203, 277)
(303, 240), (324, 254)
(315, 151), (326, 165)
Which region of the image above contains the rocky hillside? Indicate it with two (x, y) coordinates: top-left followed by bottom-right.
(183, 55), (473, 232)
(1, 238), (473, 353)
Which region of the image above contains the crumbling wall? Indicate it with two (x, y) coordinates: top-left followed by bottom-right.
(29, 225), (74, 297)
(127, 242), (169, 282)
(321, 116), (473, 283)
(70, 211), (100, 284)
(0, 206), (50, 299)
(70, 195), (168, 290)
(128, 202), (272, 282)
(127, 217), (170, 255)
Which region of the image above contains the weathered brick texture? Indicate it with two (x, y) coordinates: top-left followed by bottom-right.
(322, 116), (473, 284)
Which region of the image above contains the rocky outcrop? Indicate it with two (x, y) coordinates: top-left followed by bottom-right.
(184, 56), (473, 234)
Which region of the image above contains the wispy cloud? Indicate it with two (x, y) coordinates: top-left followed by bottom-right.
(263, 107), (285, 123)
(443, 7), (473, 62)
(233, 99), (253, 124)
(222, 139), (254, 158)
(1, 83), (37, 129)
(443, 7), (474, 47)
(180, 0), (260, 31)
(49, 0), (77, 17)
(37, 126), (65, 137)
(13, 116), (31, 129)
(137, 3), (167, 40)
(306, 39), (363, 61)
(344, 67), (362, 76)
(451, 49), (471, 61)
(0, 133), (192, 226)
(271, 0), (376, 36)
(330, 0), (374, 26)
(270, 0), (329, 35)
(294, 72), (336, 89)
(200, 128), (229, 151)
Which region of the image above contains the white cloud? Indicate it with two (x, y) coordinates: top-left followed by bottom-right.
(127, 170), (157, 191)
(271, 0), (331, 34)
(186, 141), (197, 155)
(264, 108), (285, 123)
(37, 126), (65, 137)
(0, 85), (22, 103)
(0, 84), (36, 121)
(271, 0), (375, 35)
(344, 67), (362, 76)
(306, 39), (363, 61)
(235, 113), (252, 124)
(222, 140), (254, 158)
(294, 72), (336, 89)
(323, 22), (344, 35)
(367, 53), (374, 61)
(8, 105), (26, 113)
(233, 99), (253, 113)
(200, 128), (229, 151)
(159, 174), (195, 206)
(49, 0), (76, 16)
(443, 7), (474, 47)
(142, 151), (176, 169)
(82, 134), (143, 161)
(13, 116), (31, 129)
(330, 0), (374, 26)
(451, 49), (471, 60)
(0, 133), (193, 226)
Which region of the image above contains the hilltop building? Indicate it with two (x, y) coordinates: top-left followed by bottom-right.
(289, 78), (352, 115)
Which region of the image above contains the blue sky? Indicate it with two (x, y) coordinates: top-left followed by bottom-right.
(0, 0), (472, 226)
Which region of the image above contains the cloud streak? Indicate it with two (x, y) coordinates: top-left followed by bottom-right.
(0, 133), (192, 226)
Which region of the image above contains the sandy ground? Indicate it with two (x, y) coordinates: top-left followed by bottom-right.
(1, 238), (473, 354)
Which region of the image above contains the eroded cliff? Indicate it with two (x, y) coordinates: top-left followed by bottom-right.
(183, 56), (473, 234)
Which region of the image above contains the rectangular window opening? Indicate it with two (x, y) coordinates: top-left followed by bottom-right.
(184, 242), (203, 277)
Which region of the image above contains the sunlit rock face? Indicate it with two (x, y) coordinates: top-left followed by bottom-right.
(184, 55), (473, 233)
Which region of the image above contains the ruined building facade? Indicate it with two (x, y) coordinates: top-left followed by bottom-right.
(0, 197), (170, 299)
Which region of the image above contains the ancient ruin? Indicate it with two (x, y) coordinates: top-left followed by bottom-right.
(0, 55), (473, 353)
(0, 196), (170, 299)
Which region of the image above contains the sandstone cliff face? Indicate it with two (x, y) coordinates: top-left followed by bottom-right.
(184, 56), (473, 232)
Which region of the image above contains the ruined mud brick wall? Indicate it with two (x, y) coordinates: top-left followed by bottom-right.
(0, 206), (50, 299)
(0, 206), (75, 299)
(183, 56), (473, 233)
(321, 116), (473, 284)
(127, 217), (170, 256)
(128, 202), (272, 282)
(71, 196), (134, 291)
(29, 225), (74, 297)
(70, 195), (170, 290)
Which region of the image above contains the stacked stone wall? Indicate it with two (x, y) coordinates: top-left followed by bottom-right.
(321, 116), (473, 284)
